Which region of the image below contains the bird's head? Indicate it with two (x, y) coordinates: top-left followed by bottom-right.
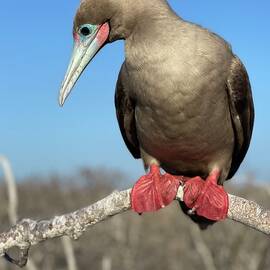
(59, 0), (160, 106)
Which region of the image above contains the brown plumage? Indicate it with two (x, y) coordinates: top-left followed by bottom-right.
(60, 0), (254, 225)
(113, 5), (254, 183)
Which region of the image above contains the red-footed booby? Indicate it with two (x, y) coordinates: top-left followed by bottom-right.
(59, 0), (254, 224)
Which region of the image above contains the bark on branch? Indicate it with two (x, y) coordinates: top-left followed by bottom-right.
(0, 155), (78, 269)
(0, 186), (269, 267)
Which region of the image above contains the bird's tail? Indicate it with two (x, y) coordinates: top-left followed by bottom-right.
(178, 201), (216, 230)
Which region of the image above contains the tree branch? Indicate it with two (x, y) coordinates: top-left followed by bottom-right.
(0, 155), (38, 270)
(227, 194), (270, 234)
(0, 186), (269, 267)
(61, 236), (78, 270)
(0, 155), (78, 269)
(0, 156), (18, 225)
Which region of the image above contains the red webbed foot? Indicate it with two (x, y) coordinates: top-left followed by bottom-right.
(183, 170), (229, 221)
(131, 165), (181, 213)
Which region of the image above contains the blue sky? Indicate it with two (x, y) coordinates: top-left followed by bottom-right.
(0, 0), (269, 182)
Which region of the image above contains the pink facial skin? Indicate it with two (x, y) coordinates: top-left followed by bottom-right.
(96, 23), (110, 45)
(73, 32), (80, 43)
(73, 23), (109, 45)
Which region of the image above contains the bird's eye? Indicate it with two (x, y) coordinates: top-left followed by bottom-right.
(80, 26), (92, 36)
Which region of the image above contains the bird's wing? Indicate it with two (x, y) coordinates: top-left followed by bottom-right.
(115, 64), (141, 159)
(226, 56), (255, 179)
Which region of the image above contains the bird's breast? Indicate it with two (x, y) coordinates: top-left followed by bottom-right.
(123, 25), (235, 176)
(124, 54), (234, 176)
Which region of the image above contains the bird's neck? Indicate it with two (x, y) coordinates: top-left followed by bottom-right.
(109, 0), (180, 42)
(124, 10), (183, 71)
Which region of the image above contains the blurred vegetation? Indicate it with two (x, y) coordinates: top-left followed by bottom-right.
(0, 168), (269, 270)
